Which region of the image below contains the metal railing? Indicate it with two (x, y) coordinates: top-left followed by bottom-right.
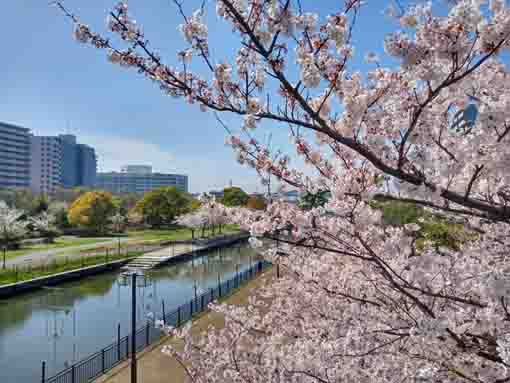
(41, 260), (270, 383)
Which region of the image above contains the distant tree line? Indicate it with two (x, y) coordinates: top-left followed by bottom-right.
(0, 185), (269, 238)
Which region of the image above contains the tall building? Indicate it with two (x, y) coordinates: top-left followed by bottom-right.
(59, 134), (79, 188)
(30, 134), (97, 194)
(0, 122), (31, 189)
(30, 136), (63, 194)
(96, 166), (188, 194)
(77, 143), (97, 187)
(59, 134), (97, 189)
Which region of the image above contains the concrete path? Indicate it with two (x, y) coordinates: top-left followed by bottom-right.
(5, 237), (144, 268)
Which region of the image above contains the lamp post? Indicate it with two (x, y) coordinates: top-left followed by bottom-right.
(118, 270), (151, 383)
(117, 219), (122, 257)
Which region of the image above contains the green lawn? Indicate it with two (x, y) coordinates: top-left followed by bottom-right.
(127, 224), (241, 242)
(3, 237), (112, 260)
(75, 226), (242, 255)
(371, 199), (477, 251)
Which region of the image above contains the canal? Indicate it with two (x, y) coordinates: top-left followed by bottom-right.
(0, 244), (260, 383)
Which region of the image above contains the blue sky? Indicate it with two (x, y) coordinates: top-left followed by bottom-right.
(0, 0), (409, 193)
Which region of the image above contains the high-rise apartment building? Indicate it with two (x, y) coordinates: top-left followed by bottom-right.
(58, 134), (97, 188)
(30, 134), (97, 194)
(0, 122), (31, 189)
(59, 134), (79, 188)
(96, 166), (188, 194)
(77, 144), (97, 187)
(30, 136), (63, 194)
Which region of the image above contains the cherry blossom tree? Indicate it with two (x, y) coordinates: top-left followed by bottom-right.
(175, 211), (208, 240)
(201, 199), (228, 235)
(0, 201), (27, 269)
(30, 211), (59, 244)
(205, 202), (219, 234)
(56, 0), (510, 381)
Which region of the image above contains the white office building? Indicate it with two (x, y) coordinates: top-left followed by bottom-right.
(96, 165), (188, 194)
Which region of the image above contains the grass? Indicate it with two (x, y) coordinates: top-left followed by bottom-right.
(127, 224), (241, 242)
(77, 226), (243, 255)
(0, 251), (141, 286)
(415, 220), (477, 252)
(3, 237), (112, 260)
(370, 199), (431, 226)
(4, 226), (243, 261)
(370, 199), (478, 252)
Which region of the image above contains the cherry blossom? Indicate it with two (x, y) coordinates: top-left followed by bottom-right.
(56, 0), (510, 381)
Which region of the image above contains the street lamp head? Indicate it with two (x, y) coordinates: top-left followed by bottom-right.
(118, 269), (152, 287)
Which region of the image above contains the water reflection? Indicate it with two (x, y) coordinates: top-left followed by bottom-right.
(0, 244), (260, 383)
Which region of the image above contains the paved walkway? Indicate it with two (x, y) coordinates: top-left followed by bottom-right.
(6, 233), (247, 271)
(5, 237), (145, 268)
(95, 269), (272, 383)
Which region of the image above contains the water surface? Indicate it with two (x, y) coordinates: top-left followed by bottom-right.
(0, 244), (260, 383)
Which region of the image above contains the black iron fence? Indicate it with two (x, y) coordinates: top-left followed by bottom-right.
(41, 260), (271, 383)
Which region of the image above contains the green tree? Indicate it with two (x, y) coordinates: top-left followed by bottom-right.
(298, 190), (331, 210)
(49, 201), (71, 230)
(112, 193), (140, 217)
(31, 195), (49, 216)
(134, 187), (192, 228)
(68, 191), (116, 235)
(220, 187), (249, 207)
(0, 188), (40, 214)
(55, 207), (71, 229)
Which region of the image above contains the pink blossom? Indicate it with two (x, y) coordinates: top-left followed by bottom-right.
(60, 0), (510, 380)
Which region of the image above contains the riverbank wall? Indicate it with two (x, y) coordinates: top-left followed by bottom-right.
(0, 258), (132, 299)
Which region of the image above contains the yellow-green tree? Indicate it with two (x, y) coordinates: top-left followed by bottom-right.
(68, 191), (116, 235)
(134, 187), (192, 228)
(190, 199), (201, 211)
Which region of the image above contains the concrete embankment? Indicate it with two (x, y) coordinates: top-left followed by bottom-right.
(0, 258), (132, 299)
(124, 232), (249, 269)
